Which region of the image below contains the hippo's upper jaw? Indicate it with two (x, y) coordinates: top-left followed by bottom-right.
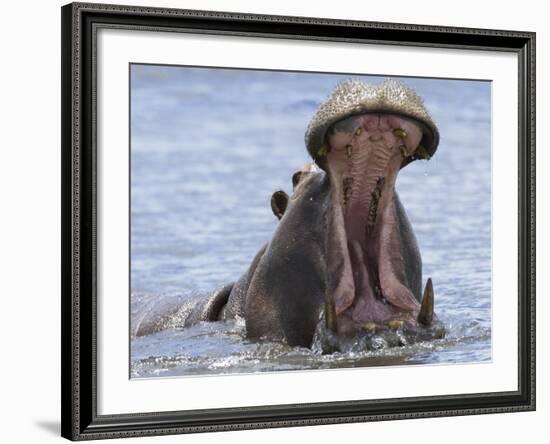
(303, 79), (444, 340)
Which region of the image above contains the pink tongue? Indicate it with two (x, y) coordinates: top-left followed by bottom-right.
(347, 241), (389, 322)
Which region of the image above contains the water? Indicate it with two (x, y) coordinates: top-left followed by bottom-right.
(130, 65), (492, 378)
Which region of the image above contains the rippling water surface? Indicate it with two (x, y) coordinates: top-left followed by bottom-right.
(130, 65), (491, 378)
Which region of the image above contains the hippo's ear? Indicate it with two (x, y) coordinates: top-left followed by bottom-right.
(271, 190), (289, 220)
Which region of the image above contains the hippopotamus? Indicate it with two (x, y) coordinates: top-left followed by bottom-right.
(135, 79), (446, 351)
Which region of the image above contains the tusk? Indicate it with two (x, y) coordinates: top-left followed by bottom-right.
(325, 300), (337, 332)
(417, 277), (434, 326)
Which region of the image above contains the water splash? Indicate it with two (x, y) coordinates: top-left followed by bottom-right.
(130, 292), (491, 378)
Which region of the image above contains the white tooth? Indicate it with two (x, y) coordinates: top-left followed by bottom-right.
(393, 128), (407, 139)
(387, 320), (404, 329)
(346, 145), (353, 158)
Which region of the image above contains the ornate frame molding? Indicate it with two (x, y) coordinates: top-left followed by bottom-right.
(61, 2), (535, 440)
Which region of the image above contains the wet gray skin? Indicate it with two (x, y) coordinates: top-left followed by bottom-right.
(134, 79), (446, 353)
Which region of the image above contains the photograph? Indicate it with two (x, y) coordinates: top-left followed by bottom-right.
(129, 65), (492, 378)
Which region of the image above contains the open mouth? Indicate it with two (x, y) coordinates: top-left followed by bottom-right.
(322, 112), (435, 335)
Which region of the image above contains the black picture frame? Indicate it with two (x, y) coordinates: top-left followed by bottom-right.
(61, 2), (536, 440)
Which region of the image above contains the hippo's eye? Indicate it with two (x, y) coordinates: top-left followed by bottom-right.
(292, 171), (303, 188)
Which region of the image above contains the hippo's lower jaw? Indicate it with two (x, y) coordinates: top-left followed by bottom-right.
(319, 112), (443, 338)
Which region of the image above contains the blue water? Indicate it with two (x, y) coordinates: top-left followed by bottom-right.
(130, 65), (491, 378)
